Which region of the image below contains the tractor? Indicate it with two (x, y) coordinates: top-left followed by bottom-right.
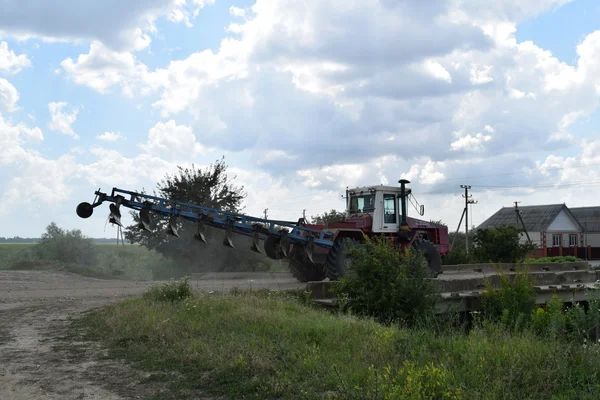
(76, 179), (449, 282)
(260, 179), (450, 281)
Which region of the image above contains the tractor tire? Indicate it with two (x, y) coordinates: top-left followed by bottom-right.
(288, 259), (327, 282)
(412, 239), (442, 278)
(324, 237), (359, 281)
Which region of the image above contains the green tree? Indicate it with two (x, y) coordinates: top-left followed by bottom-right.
(471, 225), (537, 263)
(123, 157), (269, 275)
(310, 209), (346, 225)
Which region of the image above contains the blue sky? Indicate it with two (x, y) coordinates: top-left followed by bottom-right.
(1, 0), (600, 239)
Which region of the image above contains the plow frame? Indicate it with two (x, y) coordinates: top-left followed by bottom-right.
(76, 187), (336, 258)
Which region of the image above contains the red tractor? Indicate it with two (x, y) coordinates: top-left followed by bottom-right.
(263, 179), (451, 282)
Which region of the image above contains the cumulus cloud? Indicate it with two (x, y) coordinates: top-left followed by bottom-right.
(47, 101), (79, 139)
(97, 131), (124, 141)
(0, 41), (32, 74)
(0, 112), (43, 165)
(54, 0), (600, 194)
(59, 41), (154, 96)
(138, 120), (211, 162)
(0, 0), (216, 52)
(0, 78), (19, 112)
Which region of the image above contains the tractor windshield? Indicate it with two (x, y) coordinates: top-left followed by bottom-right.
(349, 194), (375, 214)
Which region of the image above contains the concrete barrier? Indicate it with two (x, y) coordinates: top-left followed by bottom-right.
(307, 261), (600, 313)
(441, 261), (590, 274)
(435, 270), (599, 293)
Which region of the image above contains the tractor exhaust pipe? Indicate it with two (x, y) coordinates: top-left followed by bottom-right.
(398, 179), (410, 231)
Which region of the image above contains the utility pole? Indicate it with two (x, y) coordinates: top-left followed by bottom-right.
(302, 209), (306, 221)
(263, 208), (268, 220)
(461, 185), (477, 253)
(514, 201), (533, 246)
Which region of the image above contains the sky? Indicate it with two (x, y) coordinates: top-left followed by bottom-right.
(1, 0), (600, 239)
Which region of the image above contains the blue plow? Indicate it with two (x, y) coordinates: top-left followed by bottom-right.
(76, 187), (334, 261)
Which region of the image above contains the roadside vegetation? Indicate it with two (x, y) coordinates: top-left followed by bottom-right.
(0, 221), (286, 280)
(76, 235), (600, 399)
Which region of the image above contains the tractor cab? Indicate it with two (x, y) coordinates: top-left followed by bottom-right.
(345, 179), (424, 234)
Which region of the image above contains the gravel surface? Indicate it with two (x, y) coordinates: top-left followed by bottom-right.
(0, 270), (303, 399)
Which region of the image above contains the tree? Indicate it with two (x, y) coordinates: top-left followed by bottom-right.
(124, 157), (269, 275)
(310, 209), (346, 225)
(471, 225), (537, 264)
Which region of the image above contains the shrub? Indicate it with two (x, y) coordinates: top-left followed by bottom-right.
(524, 256), (582, 264)
(442, 247), (475, 265)
(143, 276), (192, 302)
(472, 225), (537, 263)
(35, 222), (99, 266)
(331, 236), (441, 327)
(480, 265), (536, 330)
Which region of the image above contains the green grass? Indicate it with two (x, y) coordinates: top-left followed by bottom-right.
(73, 285), (600, 400)
(0, 243), (34, 253)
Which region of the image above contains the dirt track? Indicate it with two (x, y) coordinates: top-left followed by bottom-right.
(0, 270), (303, 399)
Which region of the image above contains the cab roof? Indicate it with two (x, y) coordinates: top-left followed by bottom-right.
(347, 184), (411, 194)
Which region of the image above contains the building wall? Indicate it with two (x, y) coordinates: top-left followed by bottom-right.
(545, 232), (582, 248)
(519, 232), (541, 247)
(583, 233), (600, 247)
(543, 209), (582, 248)
(546, 209), (581, 232)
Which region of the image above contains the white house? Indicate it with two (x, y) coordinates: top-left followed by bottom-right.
(476, 203), (600, 259)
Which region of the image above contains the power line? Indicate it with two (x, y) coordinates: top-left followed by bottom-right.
(433, 161), (600, 182)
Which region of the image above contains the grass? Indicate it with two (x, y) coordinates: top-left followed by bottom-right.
(73, 282), (600, 400)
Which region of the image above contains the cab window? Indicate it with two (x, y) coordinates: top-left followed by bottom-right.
(383, 194), (396, 223)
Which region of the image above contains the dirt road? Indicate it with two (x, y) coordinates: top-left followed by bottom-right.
(0, 270), (303, 399)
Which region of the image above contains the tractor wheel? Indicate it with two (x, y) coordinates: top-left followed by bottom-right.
(324, 237), (359, 281)
(411, 239), (442, 278)
(288, 259), (327, 282)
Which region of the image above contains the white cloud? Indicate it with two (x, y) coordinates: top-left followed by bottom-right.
(0, 112), (43, 165)
(0, 78), (19, 112)
(78, 147), (178, 187)
(0, 0), (215, 52)
(168, 0), (216, 27)
(97, 131), (124, 141)
(138, 120), (210, 161)
(47, 101), (79, 139)
(0, 41), (32, 74)
(59, 41), (153, 96)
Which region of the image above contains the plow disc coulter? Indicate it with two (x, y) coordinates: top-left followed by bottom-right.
(76, 179), (450, 282)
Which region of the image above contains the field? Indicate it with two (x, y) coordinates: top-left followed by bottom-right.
(0, 242), (169, 280)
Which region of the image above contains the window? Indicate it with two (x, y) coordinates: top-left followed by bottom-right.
(383, 194), (396, 223)
(569, 234), (578, 247)
(349, 194), (375, 213)
(552, 234), (562, 247)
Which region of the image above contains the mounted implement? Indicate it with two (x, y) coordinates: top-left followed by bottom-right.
(75, 179), (450, 282)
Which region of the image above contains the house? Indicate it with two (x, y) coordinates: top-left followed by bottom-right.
(569, 206), (600, 248)
(476, 203), (600, 259)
